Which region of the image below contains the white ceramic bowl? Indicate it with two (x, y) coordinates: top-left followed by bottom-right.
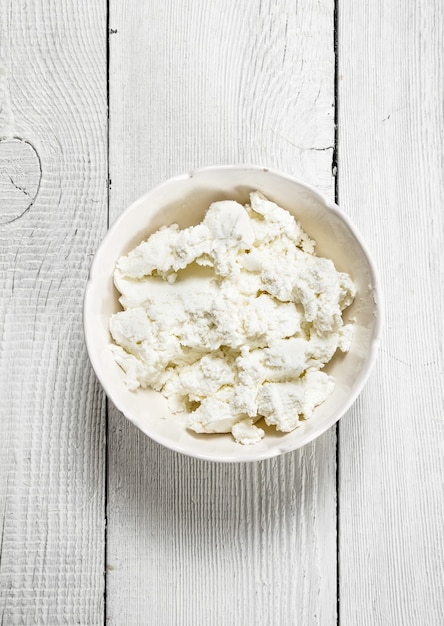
(84, 165), (382, 462)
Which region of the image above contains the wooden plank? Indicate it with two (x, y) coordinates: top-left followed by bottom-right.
(107, 1), (337, 624)
(338, 0), (444, 623)
(0, 1), (107, 623)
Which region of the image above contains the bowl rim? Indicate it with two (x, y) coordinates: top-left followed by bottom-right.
(84, 164), (384, 462)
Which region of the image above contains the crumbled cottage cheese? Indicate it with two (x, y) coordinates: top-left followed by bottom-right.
(109, 192), (356, 445)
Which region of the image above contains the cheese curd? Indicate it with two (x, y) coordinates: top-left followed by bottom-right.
(109, 192), (355, 445)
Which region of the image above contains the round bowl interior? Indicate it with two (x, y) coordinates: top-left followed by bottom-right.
(84, 165), (382, 462)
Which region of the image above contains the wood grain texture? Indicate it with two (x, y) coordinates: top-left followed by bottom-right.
(0, 1), (107, 623)
(338, 0), (444, 624)
(2, 0), (441, 622)
(108, 1), (337, 624)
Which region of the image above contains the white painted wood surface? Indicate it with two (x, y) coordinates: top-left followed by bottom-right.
(338, 1), (444, 624)
(0, 1), (107, 624)
(0, 0), (443, 624)
(107, 1), (337, 624)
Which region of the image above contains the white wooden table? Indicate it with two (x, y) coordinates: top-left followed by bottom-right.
(1, 1), (443, 624)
